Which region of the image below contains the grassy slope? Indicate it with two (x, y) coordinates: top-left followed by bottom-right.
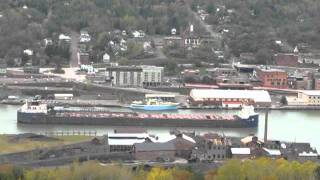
(0, 135), (93, 154)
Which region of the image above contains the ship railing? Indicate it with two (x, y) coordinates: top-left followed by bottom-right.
(39, 131), (97, 137)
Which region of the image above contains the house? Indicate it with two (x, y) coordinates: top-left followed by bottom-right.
(171, 28), (177, 35)
(143, 41), (153, 53)
(134, 142), (176, 161)
(102, 53), (110, 63)
(23, 49), (33, 56)
(43, 38), (53, 47)
(79, 30), (91, 43)
(59, 34), (71, 43)
(132, 30), (145, 38)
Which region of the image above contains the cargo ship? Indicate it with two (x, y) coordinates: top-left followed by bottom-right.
(17, 100), (259, 128)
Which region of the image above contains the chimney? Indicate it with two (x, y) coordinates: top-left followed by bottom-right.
(264, 109), (269, 143)
(190, 24), (194, 33)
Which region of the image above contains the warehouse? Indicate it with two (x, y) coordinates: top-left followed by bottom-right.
(189, 89), (271, 107)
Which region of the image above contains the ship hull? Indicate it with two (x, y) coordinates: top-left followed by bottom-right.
(129, 104), (178, 111)
(17, 111), (258, 128)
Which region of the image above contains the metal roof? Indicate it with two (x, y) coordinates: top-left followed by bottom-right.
(231, 148), (250, 155)
(299, 90), (320, 96)
(263, 148), (281, 156)
(145, 94), (176, 98)
(190, 89), (271, 103)
(135, 142), (175, 151)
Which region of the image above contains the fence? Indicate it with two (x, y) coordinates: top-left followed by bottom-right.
(41, 131), (97, 137)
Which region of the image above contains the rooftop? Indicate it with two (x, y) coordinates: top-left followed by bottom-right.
(299, 90), (320, 96)
(231, 148), (250, 155)
(135, 142), (175, 152)
(256, 67), (286, 73)
(298, 151), (318, 157)
(263, 148), (281, 156)
(190, 89), (272, 103)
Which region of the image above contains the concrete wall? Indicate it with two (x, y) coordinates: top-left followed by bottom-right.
(134, 151), (175, 160)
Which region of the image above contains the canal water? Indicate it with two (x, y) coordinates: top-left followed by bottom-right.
(1, 105), (320, 150)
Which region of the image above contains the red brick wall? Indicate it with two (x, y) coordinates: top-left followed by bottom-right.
(315, 79), (320, 90)
(274, 54), (298, 66)
(256, 69), (288, 88)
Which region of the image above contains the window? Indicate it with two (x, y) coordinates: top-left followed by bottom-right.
(130, 72), (134, 85)
(123, 72), (128, 84)
(116, 71), (120, 85)
(144, 72), (148, 82)
(157, 73), (161, 82)
(137, 72), (141, 85)
(151, 72), (155, 82)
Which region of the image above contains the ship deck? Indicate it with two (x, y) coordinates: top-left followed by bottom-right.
(56, 112), (237, 121)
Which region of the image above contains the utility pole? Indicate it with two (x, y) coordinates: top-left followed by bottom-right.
(264, 109), (269, 143)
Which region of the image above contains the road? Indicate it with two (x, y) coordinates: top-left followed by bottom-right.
(70, 31), (80, 67)
(188, 7), (222, 40)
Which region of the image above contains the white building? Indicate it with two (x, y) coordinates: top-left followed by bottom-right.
(286, 91), (320, 106)
(171, 28), (177, 35)
(23, 49), (33, 56)
(79, 31), (91, 43)
(189, 89), (272, 107)
(132, 30), (145, 38)
(103, 53), (110, 63)
(59, 34), (71, 42)
(106, 65), (164, 87)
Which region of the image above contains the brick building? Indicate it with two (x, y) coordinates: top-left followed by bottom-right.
(314, 73), (320, 90)
(254, 67), (288, 88)
(191, 134), (231, 161)
(274, 53), (299, 66)
(134, 142), (176, 161)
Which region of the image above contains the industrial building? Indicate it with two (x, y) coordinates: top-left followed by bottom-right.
(189, 89), (272, 107)
(106, 65), (164, 87)
(286, 91), (320, 106)
(254, 67), (288, 89)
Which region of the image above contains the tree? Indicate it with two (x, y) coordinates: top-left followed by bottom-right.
(206, 4), (216, 14)
(280, 96), (287, 105)
(147, 167), (174, 180)
(127, 42), (143, 59)
(255, 48), (273, 65)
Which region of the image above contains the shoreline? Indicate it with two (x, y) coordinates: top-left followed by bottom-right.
(3, 101), (320, 111)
